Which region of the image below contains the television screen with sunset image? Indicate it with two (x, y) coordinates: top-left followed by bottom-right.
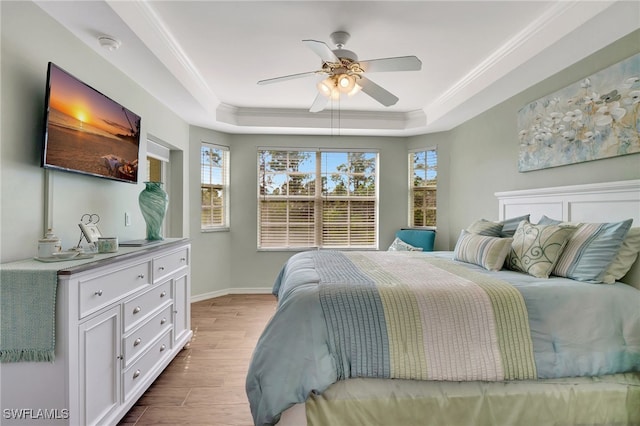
(42, 62), (141, 183)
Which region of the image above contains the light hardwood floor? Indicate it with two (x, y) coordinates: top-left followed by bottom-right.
(118, 294), (276, 426)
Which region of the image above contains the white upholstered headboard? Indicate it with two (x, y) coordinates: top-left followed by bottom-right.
(495, 179), (640, 288)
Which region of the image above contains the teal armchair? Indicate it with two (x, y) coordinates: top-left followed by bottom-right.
(395, 229), (435, 252)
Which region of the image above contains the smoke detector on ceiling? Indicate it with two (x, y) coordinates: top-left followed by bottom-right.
(98, 35), (121, 51)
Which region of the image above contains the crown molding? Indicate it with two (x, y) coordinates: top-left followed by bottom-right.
(216, 104), (427, 134)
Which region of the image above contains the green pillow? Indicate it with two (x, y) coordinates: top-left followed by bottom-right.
(467, 220), (503, 237)
(506, 221), (576, 278)
(454, 230), (513, 271)
(499, 214), (530, 238)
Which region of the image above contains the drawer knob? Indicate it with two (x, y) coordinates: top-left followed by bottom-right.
(137, 274), (145, 279)
(133, 338), (142, 347)
(180, 257), (186, 262)
(158, 266), (165, 271)
(160, 317), (167, 325)
(94, 290), (103, 296)
(133, 369), (141, 379)
(116, 354), (123, 360)
(160, 344), (166, 352)
(160, 291), (167, 298)
(133, 306), (141, 314)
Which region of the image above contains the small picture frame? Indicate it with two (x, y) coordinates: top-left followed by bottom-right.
(79, 223), (102, 243)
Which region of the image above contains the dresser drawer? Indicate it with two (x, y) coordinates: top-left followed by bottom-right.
(153, 247), (189, 283)
(79, 261), (151, 319)
(123, 280), (172, 332)
(123, 331), (172, 401)
(123, 303), (173, 366)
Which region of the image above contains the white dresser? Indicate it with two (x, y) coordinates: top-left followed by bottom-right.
(0, 239), (192, 426)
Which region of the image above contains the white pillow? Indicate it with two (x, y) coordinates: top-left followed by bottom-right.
(388, 237), (423, 252)
(602, 227), (640, 284)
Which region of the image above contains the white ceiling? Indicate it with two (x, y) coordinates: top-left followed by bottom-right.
(35, 1), (640, 137)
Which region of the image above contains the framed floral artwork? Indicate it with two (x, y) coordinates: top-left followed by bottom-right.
(517, 53), (640, 172)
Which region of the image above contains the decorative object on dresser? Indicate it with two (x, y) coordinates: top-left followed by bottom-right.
(138, 181), (169, 241)
(0, 239), (192, 426)
(37, 228), (62, 259)
(77, 213), (102, 252)
(517, 53), (640, 172)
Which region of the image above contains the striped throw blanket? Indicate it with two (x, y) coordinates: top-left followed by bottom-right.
(317, 251), (537, 381)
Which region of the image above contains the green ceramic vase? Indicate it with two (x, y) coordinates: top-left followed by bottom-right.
(139, 181), (168, 241)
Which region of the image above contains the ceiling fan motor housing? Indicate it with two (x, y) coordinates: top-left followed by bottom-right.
(333, 49), (358, 62)
(330, 31), (357, 62)
(330, 31), (350, 47)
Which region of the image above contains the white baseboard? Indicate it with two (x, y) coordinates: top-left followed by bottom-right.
(190, 287), (273, 303)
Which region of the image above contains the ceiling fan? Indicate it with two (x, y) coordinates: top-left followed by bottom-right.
(257, 31), (422, 112)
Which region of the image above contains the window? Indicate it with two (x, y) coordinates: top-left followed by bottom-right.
(258, 149), (378, 249)
(201, 143), (229, 230)
(409, 148), (437, 227)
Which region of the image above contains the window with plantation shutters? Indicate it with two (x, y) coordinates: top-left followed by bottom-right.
(201, 143), (229, 231)
(409, 148), (437, 227)
(258, 149), (378, 249)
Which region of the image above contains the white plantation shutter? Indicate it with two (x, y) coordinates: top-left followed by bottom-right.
(201, 143), (229, 230)
(322, 199), (376, 247)
(409, 148), (437, 227)
(258, 149), (378, 249)
(259, 199), (316, 248)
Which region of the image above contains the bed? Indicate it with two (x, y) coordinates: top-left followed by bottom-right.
(246, 180), (640, 426)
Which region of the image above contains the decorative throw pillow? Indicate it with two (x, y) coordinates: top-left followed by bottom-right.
(537, 215), (562, 225)
(388, 237), (423, 252)
(552, 219), (633, 282)
(537, 215), (581, 227)
(467, 220), (503, 237)
(506, 221), (577, 278)
(499, 214), (530, 238)
(453, 230), (513, 271)
(602, 227), (640, 284)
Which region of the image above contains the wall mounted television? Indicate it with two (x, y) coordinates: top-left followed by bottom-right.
(41, 62), (141, 184)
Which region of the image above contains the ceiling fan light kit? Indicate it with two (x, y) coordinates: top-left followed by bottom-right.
(318, 73), (361, 99)
(258, 31), (421, 112)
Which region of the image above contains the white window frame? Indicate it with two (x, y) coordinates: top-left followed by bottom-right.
(408, 147), (437, 229)
(257, 147), (379, 250)
(201, 142), (230, 232)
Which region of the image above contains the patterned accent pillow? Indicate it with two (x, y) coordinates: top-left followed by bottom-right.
(553, 219), (633, 283)
(467, 220), (503, 237)
(454, 230), (513, 271)
(388, 237), (423, 252)
(506, 221), (577, 278)
(499, 214), (530, 238)
(602, 227), (640, 284)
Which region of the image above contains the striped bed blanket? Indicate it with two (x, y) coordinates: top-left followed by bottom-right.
(247, 250), (640, 425)
(317, 251), (537, 382)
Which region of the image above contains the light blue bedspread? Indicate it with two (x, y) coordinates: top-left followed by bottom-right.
(246, 251), (640, 426)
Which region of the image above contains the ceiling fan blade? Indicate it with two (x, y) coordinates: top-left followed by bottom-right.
(258, 71), (318, 85)
(302, 39), (340, 63)
(358, 77), (399, 107)
(359, 56), (422, 73)
(309, 93), (329, 113)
